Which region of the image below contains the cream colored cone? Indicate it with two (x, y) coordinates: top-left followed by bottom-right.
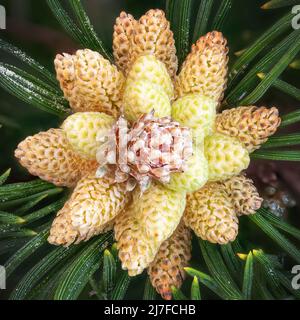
(130, 9), (178, 78)
(113, 11), (137, 73)
(184, 182), (238, 244)
(215, 106), (281, 152)
(54, 49), (124, 117)
(224, 174), (263, 216)
(175, 31), (228, 105)
(68, 175), (130, 242)
(15, 129), (98, 187)
(48, 198), (116, 247)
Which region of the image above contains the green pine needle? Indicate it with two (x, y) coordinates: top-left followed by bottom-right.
(199, 240), (243, 299)
(69, 0), (112, 60)
(111, 272), (131, 300)
(259, 208), (300, 240)
(184, 267), (228, 299)
(211, 0), (233, 31)
(46, 0), (90, 48)
(0, 39), (58, 87)
(102, 249), (117, 297)
(4, 226), (50, 278)
(261, 0), (299, 10)
(0, 211), (25, 225)
(249, 214), (300, 264)
(226, 30), (300, 104)
(171, 286), (188, 300)
(262, 133), (300, 149)
(0, 63), (69, 117)
(22, 196), (66, 225)
(166, 0), (193, 65)
(10, 244), (81, 300)
(0, 169), (11, 186)
(240, 35), (300, 104)
(257, 73), (300, 101)
(193, 0), (214, 42)
(54, 233), (112, 300)
(242, 252), (254, 300)
(251, 150), (300, 161)
(143, 277), (157, 300)
(281, 109), (300, 127)
(227, 11), (294, 91)
(191, 276), (201, 300)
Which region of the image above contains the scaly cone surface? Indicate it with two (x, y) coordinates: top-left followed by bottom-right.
(215, 106), (281, 152)
(114, 183), (186, 276)
(148, 222), (192, 300)
(54, 49), (124, 118)
(48, 175), (129, 246)
(15, 129), (98, 187)
(224, 174), (263, 216)
(113, 9), (178, 78)
(61, 112), (115, 159)
(175, 31), (228, 105)
(184, 182), (238, 244)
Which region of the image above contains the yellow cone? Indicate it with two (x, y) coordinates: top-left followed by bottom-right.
(204, 133), (250, 181)
(172, 94), (216, 140)
(61, 112), (115, 159)
(114, 183), (186, 276)
(123, 79), (171, 122)
(166, 145), (208, 193)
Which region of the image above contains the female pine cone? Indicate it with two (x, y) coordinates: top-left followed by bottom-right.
(96, 112), (193, 191)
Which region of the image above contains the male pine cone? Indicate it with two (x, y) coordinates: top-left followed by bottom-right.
(184, 182), (238, 244)
(224, 174), (263, 216)
(114, 183), (186, 276)
(113, 9), (178, 78)
(175, 31), (228, 104)
(148, 222), (192, 300)
(54, 49), (124, 118)
(215, 106), (281, 152)
(48, 175), (129, 246)
(15, 129), (98, 187)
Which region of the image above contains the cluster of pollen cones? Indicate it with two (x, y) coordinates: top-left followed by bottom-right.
(14, 9), (281, 300)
